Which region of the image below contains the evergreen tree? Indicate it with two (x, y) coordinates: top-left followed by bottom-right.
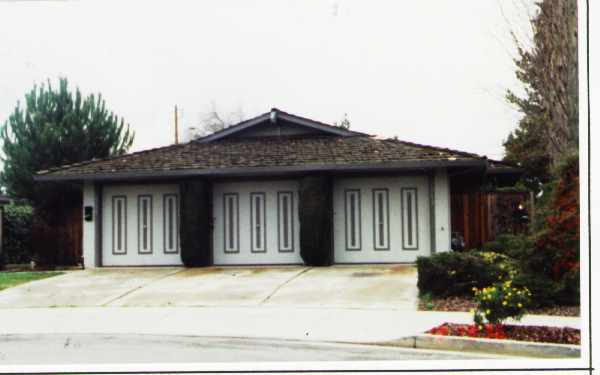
(1, 78), (134, 206)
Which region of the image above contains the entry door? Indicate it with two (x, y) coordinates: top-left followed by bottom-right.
(333, 177), (430, 263)
(212, 180), (303, 265)
(102, 184), (183, 266)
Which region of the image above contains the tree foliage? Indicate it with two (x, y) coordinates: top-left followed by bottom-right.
(333, 113), (351, 129)
(504, 0), (578, 189)
(0, 78), (134, 206)
(532, 154), (579, 281)
(191, 102), (245, 138)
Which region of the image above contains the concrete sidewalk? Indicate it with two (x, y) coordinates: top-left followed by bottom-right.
(0, 307), (580, 344)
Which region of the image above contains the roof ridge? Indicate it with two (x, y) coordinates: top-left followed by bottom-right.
(37, 142), (188, 175)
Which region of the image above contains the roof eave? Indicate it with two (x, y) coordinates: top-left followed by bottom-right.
(34, 159), (486, 182)
(486, 167), (523, 175)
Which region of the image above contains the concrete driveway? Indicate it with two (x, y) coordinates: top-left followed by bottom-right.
(0, 265), (418, 309)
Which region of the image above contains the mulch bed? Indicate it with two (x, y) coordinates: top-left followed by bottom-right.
(419, 296), (580, 317)
(427, 323), (580, 345)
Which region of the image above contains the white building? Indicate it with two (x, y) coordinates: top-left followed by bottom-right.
(36, 109), (518, 267)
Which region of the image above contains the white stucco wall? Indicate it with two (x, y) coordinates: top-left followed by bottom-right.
(82, 170), (452, 267)
(82, 181), (97, 268)
(433, 168), (452, 252)
(333, 176), (431, 263)
(102, 184), (182, 266)
(213, 180), (303, 265)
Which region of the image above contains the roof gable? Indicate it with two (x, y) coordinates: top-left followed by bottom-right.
(195, 108), (368, 143)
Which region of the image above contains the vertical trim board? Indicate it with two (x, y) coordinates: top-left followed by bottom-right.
(137, 194), (153, 254)
(401, 187), (419, 250)
(428, 174), (436, 253)
(277, 191), (295, 253)
(223, 193), (240, 253)
(372, 188), (390, 251)
(163, 193), (180, 254)
(250, 192), (267, 253)
(111, 195), (127, 255)
(344, 189), (362, 251)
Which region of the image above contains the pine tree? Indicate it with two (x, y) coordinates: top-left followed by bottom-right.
(1, 78), (134, 206)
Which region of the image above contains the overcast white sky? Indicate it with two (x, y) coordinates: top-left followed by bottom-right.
(0, 0), (536, 160)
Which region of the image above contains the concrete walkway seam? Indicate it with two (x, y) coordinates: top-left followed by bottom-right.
(101, 268), (186, 307)
(383, 334), (581, 358)
(260, 267), (313, 304)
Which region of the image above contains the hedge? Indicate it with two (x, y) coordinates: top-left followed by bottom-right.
(1, 203), (33, 266)
(179, 179), (212, 266)
(298, 175), (333, 266)
(481, 234), (534, 260)
(416, 251), (515, 297)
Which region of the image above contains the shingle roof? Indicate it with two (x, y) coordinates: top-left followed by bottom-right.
(36, 135), (489, 181)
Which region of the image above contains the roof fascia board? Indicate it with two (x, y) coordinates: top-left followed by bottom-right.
(486, 167), (523, 175)
(195, 113), (271, 143)
(195, 111), (362, 143)
(35, 159), (486, 182)
(276, 113), (363, 137)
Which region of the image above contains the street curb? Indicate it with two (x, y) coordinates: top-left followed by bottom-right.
(383, 334), (580, 358)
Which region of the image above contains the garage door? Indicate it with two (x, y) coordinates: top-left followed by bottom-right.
(213, 180), (303, 265)
(333, 177), (431, 263)
(102, 184), (183, 266)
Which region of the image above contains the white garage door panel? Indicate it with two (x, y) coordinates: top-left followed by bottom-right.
(213, 181), (303, 265)
(102, 184), (183, 266)
(333, 177), (431, 263)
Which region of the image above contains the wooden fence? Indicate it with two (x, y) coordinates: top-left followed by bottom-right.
(32, 203), (83, 266)
(450, 191), (531, 250)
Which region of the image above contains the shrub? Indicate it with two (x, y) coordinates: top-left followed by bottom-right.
(475, 251), (519, 278)
(511, 272), (558, 308)
(416, 251), (514, 297)
(514, 154), (580, 307)
(473, 279), (531, 325)
(1, 203), (34, 265)
(555, 267), (580, 306)
(481, 234), (534, 260)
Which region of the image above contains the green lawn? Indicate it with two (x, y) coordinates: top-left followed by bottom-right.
(0, 271), (63, 291)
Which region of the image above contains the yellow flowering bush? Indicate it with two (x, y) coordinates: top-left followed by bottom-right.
(473, 279), (531, 325)
(477, 251), (519, 279)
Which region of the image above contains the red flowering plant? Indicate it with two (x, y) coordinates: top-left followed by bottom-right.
(427, 323), (506, 339)
(472, 279), (531, 327)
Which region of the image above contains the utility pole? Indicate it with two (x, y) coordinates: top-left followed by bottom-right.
(174, 105), (179, 144)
